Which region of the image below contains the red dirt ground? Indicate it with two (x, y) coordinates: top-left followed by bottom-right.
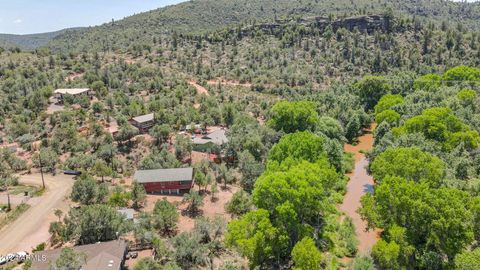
(143, 185), (239, 233)
(64, 72), (85, 82)
(188, 81), (210, 96)
(206, 79), (252, 88)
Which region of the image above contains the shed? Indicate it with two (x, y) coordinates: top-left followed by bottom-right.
(129, 113), (155, 133)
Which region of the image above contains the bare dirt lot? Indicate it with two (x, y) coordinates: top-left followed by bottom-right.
(144, 185), (239, 233)
(0, 172), (74, 254)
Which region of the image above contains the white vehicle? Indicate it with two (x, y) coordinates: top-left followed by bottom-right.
(0, 256), (7, 265)
(15, 251), (29, 261)
(2, 253), (15, 263)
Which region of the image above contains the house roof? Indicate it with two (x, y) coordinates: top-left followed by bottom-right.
(131, 113), (154, 123)
(133, 167), (193, 183)
(185, 124), (202, 130)
(54, 88), (90, 95)
(193, 129), (228, 146)
(32, 240), (127, 270)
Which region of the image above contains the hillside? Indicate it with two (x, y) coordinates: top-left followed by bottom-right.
(1, 1), (480, 269)
(0, 28), (82, 51)
(47, 0), (480, 52)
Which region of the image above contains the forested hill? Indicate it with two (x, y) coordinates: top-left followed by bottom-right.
(45, 0), (480, 52)
(0, 28), (82, 51)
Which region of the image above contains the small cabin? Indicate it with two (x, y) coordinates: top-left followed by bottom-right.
(129, 113), (155, 133)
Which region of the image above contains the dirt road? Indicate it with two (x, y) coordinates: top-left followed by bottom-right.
(206, 79), (252, 88)
(0, 194), (40, 206)
(188, 81), (210, 96)
(340, 124), (380, 254)
(0, 172), (74, 254)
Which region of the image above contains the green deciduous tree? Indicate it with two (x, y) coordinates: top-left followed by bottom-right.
(108, 188), (131, 208)
(268, 101), (318, 133)
(351, 255), (375, 270)
(225, 190), (252, 217)
(150, 124), (172, 146)
(361, 176), (476, 267)
(226, 209), (288, 268)
(354, 76), (391, 111)
(171, 231), (210, 269)
(370, 147), (445, 187)
(315, 116), (345, 142)
(254, 160), (340, 227)
(91, 159), (112, 182)
(62, 204), (131, 245)
(182, 191), (204, 216)
(455, 248), (480, 270)
(174, 134), (193, 161)
(457, 89), (477, 106)
(238, 150), (264, 192)
(443, 65), (480, 85)
(291, 237), (322, 270)
(70, 175), (103, 205)
(32, 147), (59, 173)
(194, 171), (208, 191)
(393, 107), (480, 150)
(153, 199), (179, 235)
(268, 131), (325, 166)
(375, 109), (400, 125)
(131, 181), (147, 209)
(413, 73), (442, 91)
(371, 240), (401, 270)
(374, 94), (404, 115)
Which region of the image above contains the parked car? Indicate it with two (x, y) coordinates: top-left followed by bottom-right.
(15, 251), (28, 261)
(0, 253), (16, 264)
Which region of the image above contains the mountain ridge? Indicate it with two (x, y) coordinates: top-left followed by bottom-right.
(1, 0), (479, 51)
(0, 28), (84, 50)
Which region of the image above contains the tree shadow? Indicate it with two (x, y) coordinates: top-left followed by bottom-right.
(363, 183), (374, 194)
(181, 208), (203, 218)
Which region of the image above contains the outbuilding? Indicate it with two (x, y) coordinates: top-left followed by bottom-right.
(129, 113), (155, 133)
(133, 167), (193, 194)
(53, 88), (93, 103)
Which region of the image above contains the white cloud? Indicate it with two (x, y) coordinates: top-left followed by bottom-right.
(13, 19), (22, 24)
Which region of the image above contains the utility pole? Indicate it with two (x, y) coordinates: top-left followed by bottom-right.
(6, 184), (10, 212)
(39, 151), (45, 189)
(110, 147), (114, 171)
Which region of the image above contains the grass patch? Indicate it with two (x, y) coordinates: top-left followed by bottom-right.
(0, 203), (30, 230)
(33, 187), (46, 197)
(8, 185), (38, 196)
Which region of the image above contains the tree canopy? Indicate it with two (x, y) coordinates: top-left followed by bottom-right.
(268, 101), (318, 133)
(370, 147), (445, 187)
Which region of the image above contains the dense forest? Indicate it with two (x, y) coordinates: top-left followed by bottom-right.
(0, 0), (480, 269)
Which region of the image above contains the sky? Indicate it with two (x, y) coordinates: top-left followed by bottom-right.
(0, 0), (187, 35)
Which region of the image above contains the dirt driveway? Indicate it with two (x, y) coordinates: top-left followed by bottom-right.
(0, 172), (74, 254)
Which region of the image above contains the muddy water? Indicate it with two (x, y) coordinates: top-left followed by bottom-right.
(340, 124), (380, 254)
